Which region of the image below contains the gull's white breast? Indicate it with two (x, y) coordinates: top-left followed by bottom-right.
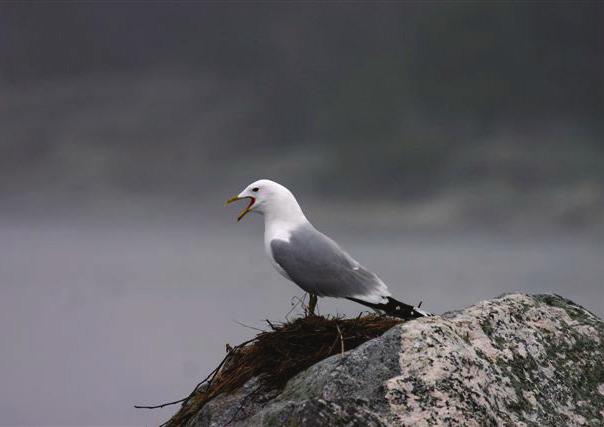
(264, 220), (295, 281)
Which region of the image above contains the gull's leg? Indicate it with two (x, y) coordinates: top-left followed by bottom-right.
(308, 293), (318, 316)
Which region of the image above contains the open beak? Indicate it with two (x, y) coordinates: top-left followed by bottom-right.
(225, 196), (256, 222)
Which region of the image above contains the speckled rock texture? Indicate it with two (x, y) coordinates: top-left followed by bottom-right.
(184, 294), (604, 426)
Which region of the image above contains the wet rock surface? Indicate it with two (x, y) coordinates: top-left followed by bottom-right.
(181, 294), (604, 426)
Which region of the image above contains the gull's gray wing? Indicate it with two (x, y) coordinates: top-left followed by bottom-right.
(269, 225), (389, 302)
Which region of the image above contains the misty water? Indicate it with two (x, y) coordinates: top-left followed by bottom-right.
(1, 213), (602, 426)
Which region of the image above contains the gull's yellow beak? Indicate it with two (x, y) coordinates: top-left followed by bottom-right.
(225, 196), (256, 222)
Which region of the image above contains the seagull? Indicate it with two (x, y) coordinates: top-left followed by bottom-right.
(226, 179), (427, 319)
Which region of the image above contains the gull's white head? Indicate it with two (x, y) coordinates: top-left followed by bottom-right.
(226, 179), (305, 223)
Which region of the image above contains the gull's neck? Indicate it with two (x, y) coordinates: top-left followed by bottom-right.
(263, 196), (310, 241)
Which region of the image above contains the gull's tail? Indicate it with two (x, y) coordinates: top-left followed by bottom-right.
(346, 296), (430, 320)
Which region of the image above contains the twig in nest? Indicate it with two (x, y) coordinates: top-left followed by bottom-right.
(134, 338), (256, 412)
(265, 319), (276, 330)
(134, 397), (187, 410)
(285, 294), (306, 320)
(205, 338), (256, 390)
(356, 310), (373, 319)
(336, 324), (345, 356)
(327, 331), (340, 354)
(234, 320), (266, 332)
(134, 362), (221, 410)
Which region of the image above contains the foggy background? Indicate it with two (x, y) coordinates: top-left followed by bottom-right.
(1, 3), (602, 426)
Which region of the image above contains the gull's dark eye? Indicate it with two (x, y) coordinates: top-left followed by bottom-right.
(252, 187), (259, 192)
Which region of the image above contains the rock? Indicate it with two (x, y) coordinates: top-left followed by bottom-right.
(181, 294), (604, 426)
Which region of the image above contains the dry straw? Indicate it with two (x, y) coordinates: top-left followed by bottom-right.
(160, 314), (404, 426)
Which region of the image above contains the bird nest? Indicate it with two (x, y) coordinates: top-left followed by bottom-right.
(158, 314), (404, 426)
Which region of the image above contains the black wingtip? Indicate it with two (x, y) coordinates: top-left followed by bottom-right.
(346, 296), (426, 320)
(386, 297), (426, 319)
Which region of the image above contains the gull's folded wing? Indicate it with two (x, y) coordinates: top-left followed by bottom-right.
(269, 225), (390, 304)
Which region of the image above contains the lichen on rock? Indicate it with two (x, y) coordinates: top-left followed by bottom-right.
(172, 294), (604, 426)
(386, 294), (603, 426)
